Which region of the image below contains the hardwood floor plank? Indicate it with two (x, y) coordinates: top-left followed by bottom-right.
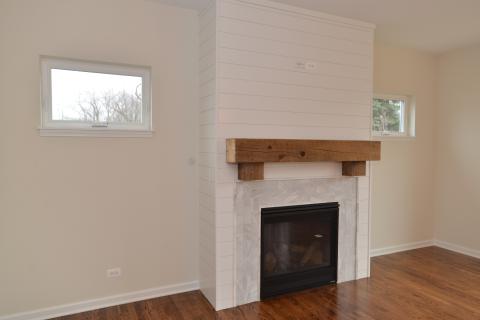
(51, 247), (480, 320)
(170, 291), (214, 320)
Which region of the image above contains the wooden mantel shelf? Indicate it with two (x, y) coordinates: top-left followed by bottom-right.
(226, 139), (381, 181)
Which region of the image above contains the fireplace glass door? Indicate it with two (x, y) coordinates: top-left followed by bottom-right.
(261, 203), (338, 299)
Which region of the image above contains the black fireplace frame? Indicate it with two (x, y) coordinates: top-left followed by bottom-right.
(260, 202), (339, 299)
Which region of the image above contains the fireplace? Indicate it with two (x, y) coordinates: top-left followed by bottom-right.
(260, 202), (339, 299)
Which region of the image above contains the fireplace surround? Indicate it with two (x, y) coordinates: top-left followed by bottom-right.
(234, 177), (361, 306)
(261, 202), (339, 298)
(197, 0), (378, 309)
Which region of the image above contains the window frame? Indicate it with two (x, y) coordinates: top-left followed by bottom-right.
(372, 94), (414, 139)
(40, 56), (152, 137)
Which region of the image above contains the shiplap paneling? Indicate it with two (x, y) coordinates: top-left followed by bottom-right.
(218, 32), (372, 68)
(218, 48), (372, 79)
(218, 17), (372, 56)
(216, 0), (373, 149)
(217, 109), (370, 128)
(264, 162), (342, 180)
(198, 0), (217, 309)
(217, 93), (371, 116)
(200, 0), (375, 310)
(219, 0), (374, 44)
(199, 52), (216, 73)
(218, 78), (371, 104)
(216, 124), (371, 140)
(218, 63), (373, 92)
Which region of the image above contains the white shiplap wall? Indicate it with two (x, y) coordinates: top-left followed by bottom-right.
(199, 0), (375, 310)
(198, 0), (217, 308)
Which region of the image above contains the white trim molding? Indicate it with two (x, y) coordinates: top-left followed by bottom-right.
(0, 281), (199, 320)
(371, 239), (480, 260)
(370, 240), (434, 257)
(38, 128), (154, 138)
(434, 240), (480, 259)
(372, 94), (415, 139)
(39, 56), (153, 136)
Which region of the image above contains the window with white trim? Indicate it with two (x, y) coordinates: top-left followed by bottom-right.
(40, 57), (152, 136)
(372, 94), (414, 137)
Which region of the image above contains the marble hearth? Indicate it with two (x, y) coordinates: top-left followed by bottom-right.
(234, 178), (365, 306)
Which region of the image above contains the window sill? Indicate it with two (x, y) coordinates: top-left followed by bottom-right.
(38, 128), (154, 138)
(372, 135), (416, 141)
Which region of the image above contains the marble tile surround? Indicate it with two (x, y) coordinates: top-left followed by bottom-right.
(234, 178), (358, 306)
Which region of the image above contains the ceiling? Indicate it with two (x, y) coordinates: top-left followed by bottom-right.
(155, 0), (480, 53)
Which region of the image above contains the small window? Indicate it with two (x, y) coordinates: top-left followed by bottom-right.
(40, 57), (152, 136)
(372, 94), (414, 138)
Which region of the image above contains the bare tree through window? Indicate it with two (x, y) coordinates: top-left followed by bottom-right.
(41, 58), (151, 134)
(75, 85), (142, 124)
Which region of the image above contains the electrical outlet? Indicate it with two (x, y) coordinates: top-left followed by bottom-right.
(295, 61), (306, 69)
(305, 61), (318, 71)
(295, 61), (317, 71)
(106, 267), (121, 278)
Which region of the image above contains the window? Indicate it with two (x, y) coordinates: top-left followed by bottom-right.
(372, 94), (414, 138)
(40, 57), (152, 136)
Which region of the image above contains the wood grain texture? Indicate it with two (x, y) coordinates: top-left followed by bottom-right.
(342, 161), (366, 176)
(52, 247), (480, 320)
(227, 139), (380, 179)
(238, 163), (264, 181)
(226, 139), (381, 163)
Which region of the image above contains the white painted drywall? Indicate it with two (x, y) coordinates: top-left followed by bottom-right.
(0, 0), (198, 316)
(371, 43), (437, 250)
(435, 44), (480, 253)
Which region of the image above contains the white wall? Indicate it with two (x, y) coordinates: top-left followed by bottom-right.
(198, 0), (217, 307)
(199, 0), (375, 310)
(435, 44), (480, 253)
(216, 0), (374, 141)
(371, 43), (437, 251)
(0, 0), (198, 316)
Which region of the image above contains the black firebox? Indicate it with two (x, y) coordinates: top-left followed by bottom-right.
(260, 202), (339, 299)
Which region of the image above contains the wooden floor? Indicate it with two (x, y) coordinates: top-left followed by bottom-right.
(54, 247), (480, 320)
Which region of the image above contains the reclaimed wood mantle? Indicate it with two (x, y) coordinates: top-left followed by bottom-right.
(226, 139), (381, 181)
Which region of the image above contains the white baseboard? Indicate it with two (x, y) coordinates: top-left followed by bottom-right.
(0, 281), (199, 320)
(370, 240), (434, 257)
(370, 239), (480, 260)
(434, 240), (480, 259)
